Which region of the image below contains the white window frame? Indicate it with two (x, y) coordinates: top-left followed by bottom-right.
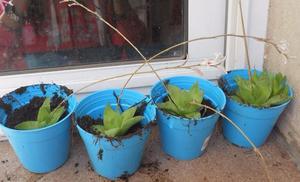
(0, 0), (269, 139)
(226, 0), (270, 70)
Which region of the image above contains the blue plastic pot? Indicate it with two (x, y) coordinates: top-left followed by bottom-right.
(220, 69), (293, 148)
(0, 84), (77, 173)
(151, 76), (226, 160)
(75, 89), (155, 180)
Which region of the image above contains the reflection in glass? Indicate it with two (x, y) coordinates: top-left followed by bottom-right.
(0, 0), (186, 72)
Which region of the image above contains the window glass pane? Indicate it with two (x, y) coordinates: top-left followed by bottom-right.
(0, 0), (186, 73)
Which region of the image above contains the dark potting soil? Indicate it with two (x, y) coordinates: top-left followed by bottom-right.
(87, 161), (94, 172)
(0, 99), (12, 113)
(14, 86), (27, 95)
(77, 115), (103, 134)
(77, 115), (145, 139)
(218, 77), (231, 96)
(59, 85), (73, 96)
(11, 84), (73, 96)
(40, 84), (47, 95)
(161, 96), (216, 118)
(119, 171), (130, 182)
(141, 160), (161, 172)
(4, 95), (69, 129)
(201, 99), (216, 117)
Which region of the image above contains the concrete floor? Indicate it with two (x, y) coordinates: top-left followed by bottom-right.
(1, 126), (300, 182)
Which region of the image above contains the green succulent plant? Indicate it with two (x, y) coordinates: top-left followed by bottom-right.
(157, 82), (204, 119)
(231, 71), (291, 107)
(91, 104), (143, 137)
(15, 98), (66, 130)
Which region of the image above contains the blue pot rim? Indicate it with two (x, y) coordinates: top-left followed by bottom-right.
(151, 75), (226, 122)
(221, 69), (294, 110)
(75, 88), (154, 140)
(75, 88), (152, 117)
(0, 83), (76, 133)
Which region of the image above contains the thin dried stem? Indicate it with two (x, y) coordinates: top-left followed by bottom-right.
(60, 0), (146, 61)
(52, 58), (224, 112)
(58, 0), (290, 112)
(149, 34), (289, 62)
(120, 33), (289, 92)
(60, 0), (168, 104)
(52, 1), (289, 181)
(60, 0), (290, 103)
(192, 102), (272, 182)
(239, 0), (252, 80)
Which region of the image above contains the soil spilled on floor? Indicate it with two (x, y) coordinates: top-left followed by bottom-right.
(139, 160), (171, 182)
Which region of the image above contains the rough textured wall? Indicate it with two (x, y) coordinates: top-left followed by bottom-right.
(265, 0), (300, 158)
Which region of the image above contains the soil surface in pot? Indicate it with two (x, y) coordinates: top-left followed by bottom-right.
(13, 84), (74, 96)
(1, 94), (69, 129)
(77, 115), (147, 139)
(218, 77), (234, 96)
(77, 99), (152, 139)
(160, 96), (216, 118)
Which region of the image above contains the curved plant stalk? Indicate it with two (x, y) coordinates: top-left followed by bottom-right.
(0, 4), (286, 180)
(60, 0), (168, 106)
(52, 2), (290, 180)
(52, 30), (290, 113)
(51, 58), (225, 114)
(238, 0), (252, 80)
(58, 0), (290, 108)
(60, 0), (146, 61)
(191, 102), (272, 182)
(142, 34), (289, 70)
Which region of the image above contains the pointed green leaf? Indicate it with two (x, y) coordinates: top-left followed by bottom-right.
(103, 104), (122, 130)
(91, 104), (144, 138)
(184, 112), (201, 119)
(190, 82), (203, 102)
(233, 71), (290, 108)
(104, 128), (121, 137)
(15, 121), (47, 130)
(158, 101), (180, 115)
(167, 84), (185, 106)
(48, 107), (65, 125)
(272, 73), (287, 96)
(231, 95), (243, 103)
(119, 116), (143, 136)
(264, 94), (291, 107)
(121, 106), (137, 122)
(252, 79), (272, 106)
(37, 98), (51, 122)
(190, 82), (200, 95)
(157, 82), (204, 119)
(235, 77), (255, 105)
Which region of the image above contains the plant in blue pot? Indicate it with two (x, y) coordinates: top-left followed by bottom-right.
(219, 69), (293, 148)
(75, 89), (155, 180)
(150, 76), (226, 160)
(0, 84), (77, 173)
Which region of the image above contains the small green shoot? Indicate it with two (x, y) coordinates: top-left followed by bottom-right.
(232, 71), (291, 107)
(157, 82), (204, 119)
(15, 98), (66, 130)
(91, 104), (143, 137)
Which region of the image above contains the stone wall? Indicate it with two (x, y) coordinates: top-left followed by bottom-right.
(265, 0), (300, 163)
